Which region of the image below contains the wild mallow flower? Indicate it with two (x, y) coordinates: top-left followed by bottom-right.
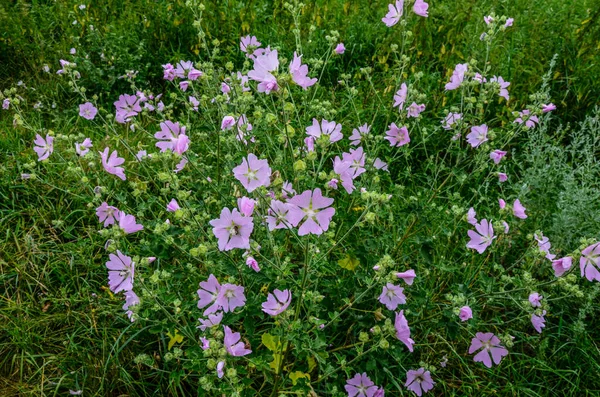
(237, 197), (256, 217)
(232, 153), (272, 192)
(382, 1), (403, 26)
(221, 115), (236, 131)
(163, 63), (176, 80)
(542, 103), (556, 113)
(513, 199), (527, 219)
(349, 123), (371, 146)
(335, 43), (346, 54)
(106, 250), (134, 293)
(96, 202), (120, 227)
(223, 326), (252, 356)
(240, 35), (261, 58)
(498, 172), (508, 182)
(123, 290), (139, 322)
(580, 242), (600, 282)
(221, 82), (231, 94)
(114, 94), (141, 123)
(200, 337), (210, 350)
(167, 199), (180, 212)
(209, 207), (254, 251)
(266, 200), (292, 231)
(552, 256), (572, 277)
(373, 158), (389, 172)
(33, 134), (54, 161)
(99, 147), (126, 180)
(197, 274), (221, 315)
(345, 373), (378, 397)
(469, 332), (508, 368)
(117, 212), (143, 234)
(197, 312), (223, 331)
(216, 283), (246, 313)
(490, 150), (507, 164)
(466, 124), (488, 148)
(412, 0), (429, 17)
(406, 102), (425, 118)
(385, 123), (410, 147)
(445, 63), (468, 90)
(174, 158), (188, 173)
(289, 52), (317, 89)
(247, 47), (279, 94)
(333, 147), (366, 194)
(535, 233), (555, 260)
(467, 207), (477, 225)
(79, 102), (97, 120)
(246, 256), (260, 272)
(466, 219), (494, 254)
(174, 60), (202, 80)
(531, 311), (547, 333)
(379, 283), (406, 310)
(262, 289), (292, 316)
(287, 188), (335, 236)
(441, 112), (462, 130)
(306, 118), (343, 143)
(514, 109), (539, 129)
(75, 138), (92, 156)
(396, 269), (416, 285)
(499, 199), (506, 209)
(216, 361), (225, 378)
(489, 76), (510, 101)
(393, 83), (408, 111)
(394, 310), (414, 352)
(505, 18), (514, 27)
(2, 98), (9, 109)
(154, 121), (190, 155)
(459, 306), (473, 322)
(405, 368), (435, 396)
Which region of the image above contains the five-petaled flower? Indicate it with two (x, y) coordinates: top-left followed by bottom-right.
(33, 134), (54, 161)
(379, 283), (406, 310)
(262, 289), (292, 316)
(287, 188), (336, 236)
(385, 123), (410, 147)
(106, 250), (135, 293)
(223, 325), (252, 357)
(345, 373), (378, 397)
(405, 367), (435, 396)
(468, 332), (509, 368)
(232, 154), (272, 192)
(466, 219), (495, 254)
(99, 147), (126, 180)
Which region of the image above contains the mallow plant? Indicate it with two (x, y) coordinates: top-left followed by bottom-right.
(3, 0), (599, 395)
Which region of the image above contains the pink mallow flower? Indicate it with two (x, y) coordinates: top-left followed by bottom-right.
(167, 199), (180, 212)
(216, 283), (246, 313)
(96, 202), (120, 227)
(345, 373), (378, 397)
(531, 310), (547, 333)
(223, 326), (252, 356)
(552, 256), (572, 277)
(266, 200), (292, 231)
(441, 112), (462, 130)
(382, 1), (404, 27)
(240, 35), (261, 58)
(114, 94), (141, 123)
(99, 147), (126, 180)
(535, 233), (556, 260)
(379, 283), (406, 310)
(466, 219), (495, 254)
(513, 199), (527, 219)
(459, 306), (473, 321)
(246, 256), (260, 272)
(209, 208), (254, 251)
(385, 123), (410, 147)
(580, 242), (600, 282)
(106, 250), (134, 293)
(290, 52), (317, 89)
(216, 361), (225, 378)
(335, 43), (346, 54)
(406, 102), (425, 118)
(468, 332), (509, 368)
(514, 109), (539, 129)
(306, 118), (343, 143)
(232, 153), (272, 192)
(395, 310), (414, 352)
(33, 134), (54, 161)
(467, 207), (477, 225)
(490, 149), (507, 164)
(498, 172), (508, 182)
(75, 138), (93, 156)
(122, 290), (139, 322)
(287, 188), (336, 236)
(262, 289), (292, 316)
(117, 212), (143, 234)
(197, 312), (223, 331)
(542, 103), (556, 113)
(197, 274), (221, 315)
(445, 63), (468, 90)
(79, 102), (97, 120)
(490, 76), (510, 101)
(412, 0), (429, 17)
(405, 368), (435, 396)
(247, 47), (279, 94)
(221, 115), (236, 131)
(466, 124), (488, 148)
(237, 197), (256, 217)
(393, 83), (408, 111)
(154, 121), (189, 155)
(349, 123), (371, 146)
(395, 269), (416, 285)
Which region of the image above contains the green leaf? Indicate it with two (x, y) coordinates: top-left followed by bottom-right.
(338, 255), (359, 271)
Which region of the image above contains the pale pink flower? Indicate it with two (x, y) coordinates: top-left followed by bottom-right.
(412, 0), (429, 17)
(221, 115), (236, 131)
(459, 306), (473, 321)
(265, 200), (292, 231)
(385, 123), (410, 147)
(580, 242), (600, 282)
(445, 63), (468, 90)
(117, 212), (144, 234)
(466, 124), (488, 148)
(232, 153), (272, 192)
(393, 83), (408, 110)
(75, 138), (93, 156)
(197, 274), (221, 315)
(209, 208), (254, 251)
(552, 256), (572, 277)
(246, 256), (260, 272)
(467, 207), (477, 225)
(489, 76), (510, 101)
(240, 35), (262, 58)
(405, 368), (434, 396)
(498, 172), (508, 182)
(373, 158), (389, 172)
(237, 197), (256, 217)
(490, 150), (507, 164)
(395, 269), (416, 285)
(542, 103), (556, 113)
(382, 1), (404, 27)
(223, 326), (252, 356)
(305, 118), (343, 143)
(96, 202), (120, 227)
(514, 109), (539, 129)
(513, 199), (527, 219)
(345, 373), (378, 397)
(262, 289), (292, 316)
(154, 121), (189, 155)
(379, 283), (406, 310)
(106, 250), (134, 293)
(287, 188), (335, 236)
(349, 123), (371, 146)
(114, 94), (141, 123)
(33, 134), (54, 161)
(247, 47), (279, 94)
(289, 52), (317, 89)
(394, 310), (414, 352)
(335, 43), (346, 54)
(499, 199), (506, 209)
(167, 199), (180, 212)
(468, 332), (509, 368)
(406, 102), (425, 118)
(441, 112), (462, 130)
(505, 18), (514, 27)
(79, 102), (97, 120)
(466, 219), (494, 254)
(99, 147), (126, 180)
(531, 311), (546, 333)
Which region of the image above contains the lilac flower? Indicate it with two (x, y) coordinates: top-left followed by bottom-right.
(262, 289), (292, 316)
(240, 35), (261, 58)
(306, 118), (343, 143)
(99, 147), (126, 180)
(382, 1), (403, 27)
(33, 134), (54, 161)
(484, 15), (494, 25)
(79, 102), (97, 120)
(248, 47), (279, 94)
(406, 102), (425, 118)
(490, 150), (507, 164)
(179, 81), (189, 91)
(445, 63), (468, 90)
(412, 0), (429, 17)
(531, 311), (547, 333)
(394, 310), (414, 352)
(216, 361), (225, 378)
(349, 123), (371, 146)
(542, 103), (556, 113)
(535, 233), (555, 260)
(466, 124), (488, 148)
(552, 256), (572, 277)
(498, 172), (508, 182)
(174, 157), (188, 173)
(505, 18), (514, 27)
(373, 389), (385, 397)
(290, 52), (317, 89)
(123, 290), (139, 322)
(502, 221), (510, 234)
(441, 112), (462, 130)
(490, 76), (510, 101)
(499, 199), (506, 209)
(75, 138), (93, 156)
(345, 373), (378, 397)
(580, 242), (600, 281)
(237, 197), (256, 217)
(221, 115), (236, 131)
(96, 202), (120, 227)
(106, 250), (134, 293)
(396, 269), (416, 285)
(282, 181), (296, 199)
(201, 337), (210, 350)
(266, 200), (292, 231)
(405, 368), (435, 396)
(216, 283), (246, 313)
(209, 207), (254, 251)
(223, 326), (252, 356)
(469, 332), (509, 368)
(287, 188), (336, 236)
(117, 212), (144, 234)
(175, 60), (201, 80)
(2, 99), (9, 109)
(379, 283), (406, 310)
(154, 121), (190, 155)
(466, 219), (495, 254)
(305, 136), (315, 152)
(246, 256), (260, 272)
(167, 199), (180, 212)
(232, 154), (272, 192)
(513, 199), (527, 219)
(236, 114), (254, 144)
(333, 147), (366, 194)
(197, 275), (221, 315)
(385, 123), (410, 147)
(459, 306), (473, 321)
(163, 63), (176, 81)
(467, 207), (477, 225)
(221, 82), (231, 94)
(114, 94), (141, 123)
(335, 43), (346, 54)
(393, 83), (408, 111)
(514, 109), (539, 129)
